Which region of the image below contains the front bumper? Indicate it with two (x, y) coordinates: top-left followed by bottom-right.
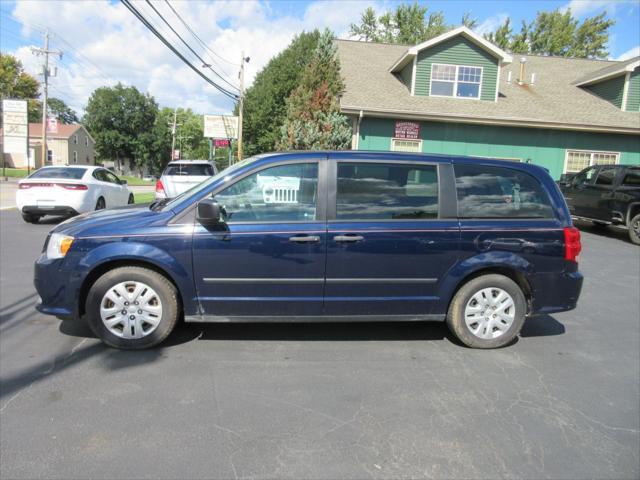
(34, 253), (83, 320)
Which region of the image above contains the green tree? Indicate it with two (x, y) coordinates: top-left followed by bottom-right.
(47, 97), (79, 124)
(0, 53), (41, 122)
(486, 9), (614, 58)
(240, 30), (320, 156)
(349, 3), (474, 44)
(485, 18), (513, 50)
(277, 29), (351, 151)
(83, 83), (160, 174)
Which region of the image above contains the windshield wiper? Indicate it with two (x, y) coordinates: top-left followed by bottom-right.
(149, 198), (170, 211)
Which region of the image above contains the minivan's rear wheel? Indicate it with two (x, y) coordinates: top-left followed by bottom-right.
(85, 267), (179, 349)
(446, 274), (526, 349)
(629, 214), (640, 245)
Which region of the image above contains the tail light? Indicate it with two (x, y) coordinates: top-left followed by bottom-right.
(564, 227), (582, 262)
(59, 183), (88, 190)
(19, 182), (53, 189)
(155, 179), (165, 194)
(19, 182), (87, 190)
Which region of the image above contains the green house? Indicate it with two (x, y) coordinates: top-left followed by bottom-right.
(336, 27), (640, 180)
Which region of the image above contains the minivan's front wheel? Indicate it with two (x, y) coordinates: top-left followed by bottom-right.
(85, 267), (179, 349)
(447, 274), (526, 349)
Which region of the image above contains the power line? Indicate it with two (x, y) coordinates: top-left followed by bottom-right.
(143, 0), (239, 93)
(163, 0), (239, 68)
(120, 0), (239, 101)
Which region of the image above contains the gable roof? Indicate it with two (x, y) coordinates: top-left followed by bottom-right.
(574, 56), (640, 86)
(389, 26), (513, 72)
(337, 40), (640, 134)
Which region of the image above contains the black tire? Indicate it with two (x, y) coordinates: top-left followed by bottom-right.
(629, 214), (640, 245)
(95, 197), (106, 210)
(128, 194), (135, 204)
(446, 274), (526, 349)
(85, 266), (179, 349)
(591, 221), (608, 229)
(21, 213), (40, 223)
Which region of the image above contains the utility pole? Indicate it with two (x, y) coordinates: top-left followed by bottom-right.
(169, 109), (179, 161)
(237, 52), (249, 163)
(31, 31), (62, 170)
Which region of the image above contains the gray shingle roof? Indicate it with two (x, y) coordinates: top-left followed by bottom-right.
(336, 40), (640, 133)
(574, 56), (640, 86)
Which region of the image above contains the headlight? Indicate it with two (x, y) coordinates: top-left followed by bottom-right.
(46, 233), (74, 259)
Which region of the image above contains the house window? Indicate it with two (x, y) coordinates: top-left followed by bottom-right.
(430, 64), (482, 99)
(565, 150), (620, 173)
(85, 136), (89, 147)
(74, 134), (78, 144)
(46, 149), (54, 164)
(391, 138), (422, 153)
(73, 151), (78, 164)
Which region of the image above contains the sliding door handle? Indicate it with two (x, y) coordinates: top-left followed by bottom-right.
(333, 235), (364, 243)
(289, 235), (320, 243)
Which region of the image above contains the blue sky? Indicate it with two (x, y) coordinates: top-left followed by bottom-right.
(1, 0), (638, 116)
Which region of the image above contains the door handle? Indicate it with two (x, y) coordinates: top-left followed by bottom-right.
(289, 235), (320, 243)
(334, 234), (364, 243)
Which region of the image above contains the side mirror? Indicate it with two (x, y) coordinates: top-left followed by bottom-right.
(197, 198), (223, 225)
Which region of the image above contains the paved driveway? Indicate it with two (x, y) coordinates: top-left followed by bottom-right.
(0, 211), (638, 479)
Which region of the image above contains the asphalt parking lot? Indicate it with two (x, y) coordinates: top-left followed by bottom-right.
(0, 210), (638, 480)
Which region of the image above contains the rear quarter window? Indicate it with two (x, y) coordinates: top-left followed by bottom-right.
(454, 164), (554, 219)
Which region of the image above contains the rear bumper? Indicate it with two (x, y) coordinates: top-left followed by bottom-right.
(22, 206), (79, 217)
(529, 270), (584, 315)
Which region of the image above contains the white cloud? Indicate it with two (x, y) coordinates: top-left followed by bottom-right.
(474, 13), (509, 37)
(615, 45), (640, 60)
(561, 0), (634, 16)
(6, 0), (378, 117)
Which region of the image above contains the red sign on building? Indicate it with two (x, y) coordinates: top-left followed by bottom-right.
(394, 121), (420, 139)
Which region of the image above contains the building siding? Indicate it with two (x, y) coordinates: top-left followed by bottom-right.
(357, 117), (640, 180)
(398, 62), (413, 92)
(626, 68), (640, 112)
(414, 36), (498, 101)
(585, 74), (625, 109)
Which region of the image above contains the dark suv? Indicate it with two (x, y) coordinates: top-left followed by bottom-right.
(34, 152), (583, 350)
(560, 164), (640, 244)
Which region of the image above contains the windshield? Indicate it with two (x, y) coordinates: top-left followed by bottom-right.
(164, 163), (214, 176)
(158, 156), (263, 212)
(28, 167), (87, 179)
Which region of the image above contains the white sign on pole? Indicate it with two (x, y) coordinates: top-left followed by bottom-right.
(2, 99), (28, 156)
(204, 115), (238, 139)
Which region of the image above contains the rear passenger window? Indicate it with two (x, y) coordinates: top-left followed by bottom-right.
(622, 169), (640, 187)
(455, 164), (553, 219)
(336, 163), (438, 220)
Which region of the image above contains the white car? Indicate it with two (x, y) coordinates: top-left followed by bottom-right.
(16, 165), (134, 223)
(155, 160), (217, 199)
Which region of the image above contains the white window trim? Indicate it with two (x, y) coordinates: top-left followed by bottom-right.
(621, 71), (631, 111)
(563, 149), (621, 174)
(495, 63), (501, 102)
(391, 138), (423, 152)
(429, 63), (483, 100)
(410, 56), (417, 95)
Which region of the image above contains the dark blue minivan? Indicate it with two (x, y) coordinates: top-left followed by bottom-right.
(34, 152), (583, 349)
